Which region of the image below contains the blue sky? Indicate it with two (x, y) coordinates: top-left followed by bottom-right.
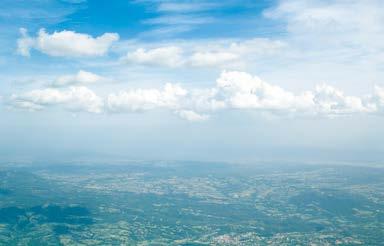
(1, 0), (384, 163)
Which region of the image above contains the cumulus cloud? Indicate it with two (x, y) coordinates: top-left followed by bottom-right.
(216, 71), (296, 110)
(187, 88), (226, 111)
(313, 84), (370, 115)
(7, 71), (384, 121)
(17, 28), (119, 57)
(214, 71), (380, 116)
(188, 39), (285, 68)
(107, 83), (187, 112)
(176, 110), (209, 122)
(188, 52), (238, 67)
(365, 86), (384, 113)
(121, 46), (184, 67)
(120, 38), (285, 68)
(215, 71), (314, 113)
(51, 70), (107, 87)
(105, 71), (378, 119)
(106, 82), (209, 121)
(9, 86), (103, 113)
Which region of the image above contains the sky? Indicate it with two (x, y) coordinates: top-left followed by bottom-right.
(1, 0), (384, 163)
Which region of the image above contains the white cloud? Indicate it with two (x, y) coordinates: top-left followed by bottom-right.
(266, 0), (384, 31)
(216, 71), (300, 111)
(157, 2), (219, 13)
(373, 86), (384, 107)
(188, 52), (238, 67)
(105, 71), (379, 120)
(213, 71), (378, 116)
(228, 38), (286, 56)
(365, 85), (384, 113)
(17, 28), (119, 57)
(264, 0), (384, 50)
(7, 71), (384, 121)
(107, 83), (187, 112)
(176, 110), (209, 122)
(120, 38), (285, 68)
(187, 38), (285, 67)
(51, 70), (107, 87)
(187, 88), (226, 111)
(144, 15), (214, 26)
(121, 46), (184, 67)
(313, 84), (370, 115)
(10, 86), (103, 113)
(16, 28), (35, 57)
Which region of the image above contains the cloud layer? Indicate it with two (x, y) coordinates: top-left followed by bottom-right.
(9, 86), (103, 113)
(120, 38), (285, 68)
(7, 71), (384, 121)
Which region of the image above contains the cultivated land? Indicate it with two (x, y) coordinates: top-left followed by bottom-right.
(0, 161), (383, 245)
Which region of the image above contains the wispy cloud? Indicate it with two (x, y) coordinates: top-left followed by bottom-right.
(157, 2), (221, 13)
(264, 0), (384, 53)
(136, 0), (227, 37)
(143, 14), (215, 26)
